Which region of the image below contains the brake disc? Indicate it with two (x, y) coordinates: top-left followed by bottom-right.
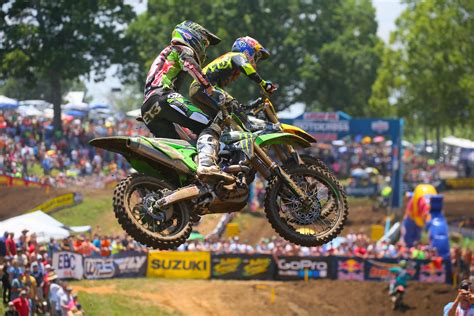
(285, 196), (322, 225)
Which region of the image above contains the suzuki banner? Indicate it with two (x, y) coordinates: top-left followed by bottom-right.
(147, 251), (211, 279)
(52, 251), (84, 280)
(84, 251), (148, 280)
(275, 256), (332, 280)
(211, 254), (274, 280)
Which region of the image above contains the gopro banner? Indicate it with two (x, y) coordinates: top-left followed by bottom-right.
(335, 256), (365, 281)
(275, 256), (331, 281)
(147, 251), (211, 279)
(211, 254), (274, 280)
(52, 251), (84, 280)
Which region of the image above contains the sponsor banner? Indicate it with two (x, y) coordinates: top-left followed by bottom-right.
(275, 256), (331, 280)
(211, 254), (274, 280)
(113, 251), (148, 278)
(346, 185), (378, 197)
(445, 178), (474, 189)
(147, 251), (210, 279)
(84, 257), (115, 280)
(52, 251), (84, 280)
(335, 257), (365, 281)
(418, 260), (449, 284)
(0, 175), (11, 186)
(363, 258), (419, 282)
(11, 178), (27, 187)
(28, 193), (76, 213)
(84, 252), (148, 280)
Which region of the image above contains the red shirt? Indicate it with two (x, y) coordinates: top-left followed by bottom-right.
(6, 237), (16, 256)
(12, 297), (30, 316)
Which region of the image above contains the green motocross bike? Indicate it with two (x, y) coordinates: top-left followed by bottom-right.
(90, 103), (348, 249)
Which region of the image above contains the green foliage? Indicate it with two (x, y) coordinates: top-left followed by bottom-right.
(53, 195), (122, 236)
(127, 0), (382, 114)
(0, 0), (136, 130)
(370, 0), (474, 137)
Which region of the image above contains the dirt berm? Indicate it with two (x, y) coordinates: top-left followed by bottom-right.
(0, 186), (66, 220)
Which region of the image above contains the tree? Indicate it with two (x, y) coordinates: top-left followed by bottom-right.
(370, 0), (474, 140)
(126, 0), (381, 114)
(0, 1), (135, 131)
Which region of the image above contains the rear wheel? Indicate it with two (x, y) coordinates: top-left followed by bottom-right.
(264, 165), (348, 247)
(113, 174), (192, 249)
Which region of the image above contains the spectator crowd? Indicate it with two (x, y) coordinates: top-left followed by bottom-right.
(0, 229), (149, 316)
(0, 111), (147, 188)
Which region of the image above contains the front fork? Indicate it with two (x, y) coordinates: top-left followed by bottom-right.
(252, 143), (307, 201)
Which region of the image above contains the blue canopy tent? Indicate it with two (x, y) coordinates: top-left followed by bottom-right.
(65, 109), (88, 117)
(0, 95), (19, 110)
(281, 112), (404, 208)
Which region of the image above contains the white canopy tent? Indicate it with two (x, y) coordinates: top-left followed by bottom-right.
(0, 211), (91, 243)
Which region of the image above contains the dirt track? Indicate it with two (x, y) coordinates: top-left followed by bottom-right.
(0, 186), (66, 220)
(74, 278), (453, 316)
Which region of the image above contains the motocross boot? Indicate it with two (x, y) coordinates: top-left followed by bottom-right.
(196, 133), (235, 185)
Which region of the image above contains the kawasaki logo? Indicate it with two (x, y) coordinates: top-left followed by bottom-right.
(115, 257), (147, 273)
(151, 259), (207, 270)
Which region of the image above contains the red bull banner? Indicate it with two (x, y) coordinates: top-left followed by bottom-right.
(335, 257), (364, 281)
(0, 174), (51, 188)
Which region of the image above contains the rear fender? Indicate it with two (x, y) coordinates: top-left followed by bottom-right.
(89, 137), (193, 180)
(280, 123), (317, 143)
(255, 132), (311, 148)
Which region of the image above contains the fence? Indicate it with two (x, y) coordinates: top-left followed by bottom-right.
(52, 251), (452, 284)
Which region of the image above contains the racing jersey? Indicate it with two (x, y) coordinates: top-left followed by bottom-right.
(144, 44), (211, 102)
(196, 52), (264, 88)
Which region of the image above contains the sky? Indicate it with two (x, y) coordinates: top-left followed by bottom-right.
(84, 0), (404, 104)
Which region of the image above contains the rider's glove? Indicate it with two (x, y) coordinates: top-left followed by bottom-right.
(259, 80), (277, 94)
(209, 88), (226, 108)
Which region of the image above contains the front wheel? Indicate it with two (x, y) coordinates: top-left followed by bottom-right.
(113, 174), (192, 249)
(264, 166), (348, 247)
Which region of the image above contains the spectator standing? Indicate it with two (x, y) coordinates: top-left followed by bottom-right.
(444, 280), (474, 316)
(5, 301), (19, 316)
(12, 290), (30, 316)
(100, 236), (111, 257)
(6, 233), (16, 257)
(59, 285), (73, 316)
(0, 232), (7, 258)
(48, 277), (62, 316)
(2, 263), (11, 304)
(20, 268), (36, 315)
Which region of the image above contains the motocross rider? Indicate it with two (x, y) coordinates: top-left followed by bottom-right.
(189, 36), (277, 128)
(141, 21), (234, 184)
(388, 259), (410, 295)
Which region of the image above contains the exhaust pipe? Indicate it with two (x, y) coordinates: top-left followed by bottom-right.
(155, 185), (202, 208)
(126, 138), (192, 175)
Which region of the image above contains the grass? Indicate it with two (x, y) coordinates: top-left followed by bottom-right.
(52, 195), (123, 236)
(76, 291), (176, 316)
(72, 279), (180, 316)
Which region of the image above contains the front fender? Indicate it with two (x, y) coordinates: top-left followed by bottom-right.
(255, 132), (311, 148)
(280, 123), (317, 143)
